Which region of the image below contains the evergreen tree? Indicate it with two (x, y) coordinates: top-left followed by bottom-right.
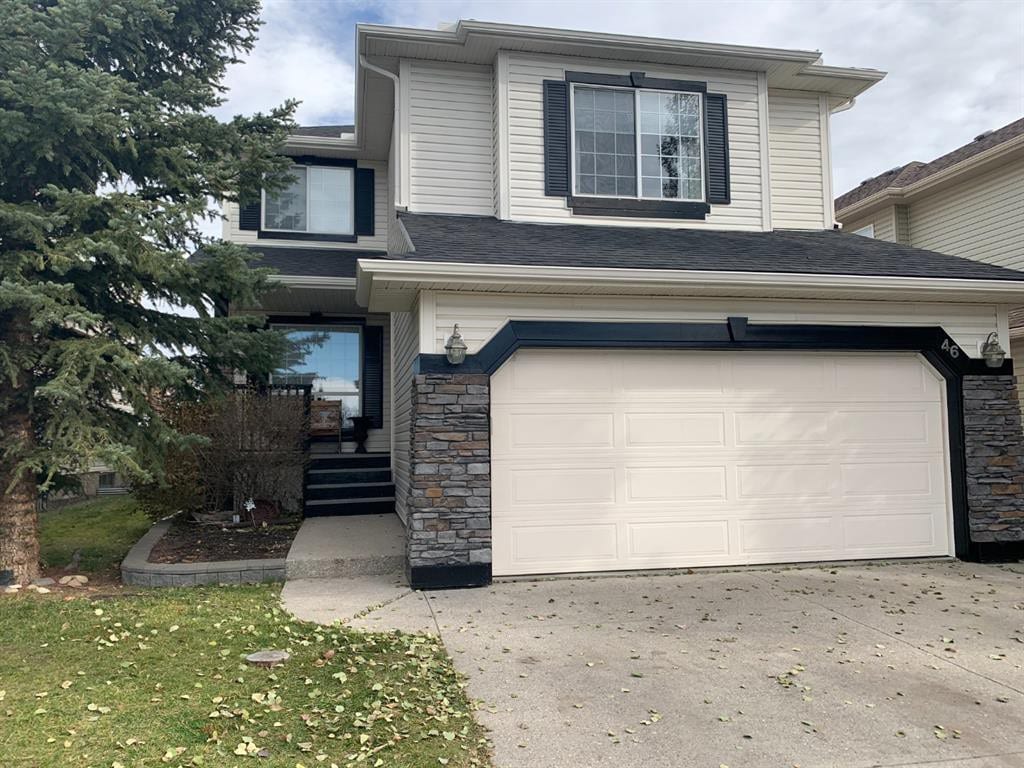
(0, 0), (296, 582)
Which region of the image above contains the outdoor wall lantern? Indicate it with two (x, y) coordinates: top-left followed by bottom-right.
(445, 324), (468, 365)
(981, 331), (1007, 368)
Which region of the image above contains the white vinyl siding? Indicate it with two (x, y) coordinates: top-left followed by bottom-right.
(223, 160), (389, 251)
(425, 291), (1001, 359)
(403, 60), (495, 216)
(844, 207), (896, 243)
(908, 158), (1024, 270)
(503, 53), (765, 230)
(390, 300), (420, 524)
(768, 90), (827, 230)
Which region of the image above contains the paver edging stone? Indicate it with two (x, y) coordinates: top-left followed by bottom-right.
(120, 518), (286, 587)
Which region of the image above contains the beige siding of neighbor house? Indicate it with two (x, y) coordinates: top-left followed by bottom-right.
(501, 53), (767, 231)
(843, 206), (896, 242)
(908, 158), (1024, 270)
(767, 90), (829, 230)
(425, 291), (1002, 359)
(390, 299), (420, 524)
(401, 60), (495, 216)
(222, 160), (389, 251)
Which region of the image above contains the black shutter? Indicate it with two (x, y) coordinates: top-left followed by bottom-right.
(543, 80), (570, 196)
(361, 324), (384, 429)
(239, 200), (261, 230)
(354, 167), (375, 236)
(705, 93), (731, 205)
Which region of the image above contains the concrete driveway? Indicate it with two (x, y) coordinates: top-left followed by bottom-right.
(287, 559), (1024, 768)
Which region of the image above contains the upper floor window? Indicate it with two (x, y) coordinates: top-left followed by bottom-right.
(572, 85), (704, 202)
(852, 224), (875, 238)
(262, 165), (354, 236)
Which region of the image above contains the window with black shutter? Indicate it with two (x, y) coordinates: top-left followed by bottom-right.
(239, 156), (374, 242)
(543, 71), (730, 219)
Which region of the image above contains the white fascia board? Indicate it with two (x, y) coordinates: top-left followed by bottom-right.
(358, 20), (824, 64)
(357, 258), (1024, 310)
(272, 275), (357, 290)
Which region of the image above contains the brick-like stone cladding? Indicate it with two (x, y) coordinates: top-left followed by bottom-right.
(964, 375), (1024, 542)
(406, 373), (491, 570)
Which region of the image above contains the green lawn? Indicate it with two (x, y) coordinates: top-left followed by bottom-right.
(39, 495), (152, 574)
(0, 585), (490, 767)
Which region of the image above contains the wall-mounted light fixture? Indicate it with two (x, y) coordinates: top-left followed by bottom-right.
(445, 324), (467, 365)
(981, 331), (1007, 368)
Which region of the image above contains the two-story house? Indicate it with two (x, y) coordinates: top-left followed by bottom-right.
(222, 20), (1024, 589)
(834, 118), (1024, 388)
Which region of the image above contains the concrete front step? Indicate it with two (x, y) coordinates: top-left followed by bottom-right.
(304, 497), (395, 517)
(306, 481), (396, 501)
(285, 515), (405, 580)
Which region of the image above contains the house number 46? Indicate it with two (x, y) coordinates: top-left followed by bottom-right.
(941, 338), (961, 358)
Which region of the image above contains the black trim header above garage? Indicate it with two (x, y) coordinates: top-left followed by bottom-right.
(415, 318), (1016, 565)
(415, 320), (1012, 378)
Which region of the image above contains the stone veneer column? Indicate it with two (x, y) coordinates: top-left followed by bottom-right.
(963, 375), (1024, 556)
(406, 373), (491, 588)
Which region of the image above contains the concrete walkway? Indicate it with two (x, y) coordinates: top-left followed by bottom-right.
(284, 515), (404, 579)
(283, 559), (1024, 768)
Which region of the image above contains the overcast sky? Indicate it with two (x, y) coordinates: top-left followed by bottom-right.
(219, 0), (1024, 204)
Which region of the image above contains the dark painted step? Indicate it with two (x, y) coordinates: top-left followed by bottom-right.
(307, 454), (390, 470)
(305, 467), (392, 485)
(304, 497), (395, 517)
(305, 481), (396, 501)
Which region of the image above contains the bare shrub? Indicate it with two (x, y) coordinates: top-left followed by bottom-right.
(136, 388), (309, 523)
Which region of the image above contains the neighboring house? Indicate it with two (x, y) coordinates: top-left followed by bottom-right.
(835, 118), (1024, 380)
(216, 20), (1024, 589)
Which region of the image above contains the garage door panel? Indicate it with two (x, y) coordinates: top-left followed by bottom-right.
(733, 411), (831, 446)
(839, 460), (939, 498)
(508, 523), (619, 566)
(504, 467), (616, 505)
(739, 516), (836, 555)
(505, 412), (614, 450)
(836, 409), (936, 446)
(842, 512), (937, 550)
(492, 350), (953, 576)
(835, 356), (934, 397)
(628, 520), (730, 558)
(624, 412), (726, 447)
(732, 357), (828, 392)
(737, 464), (833, 499)
(625, 466), (728, 501)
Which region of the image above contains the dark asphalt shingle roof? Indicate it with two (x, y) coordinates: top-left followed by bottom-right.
(244, 245), (382, 278)
(836, 118), (1024, 212)
(290, 124), (355, 138)
(396, 212), (1024, 281)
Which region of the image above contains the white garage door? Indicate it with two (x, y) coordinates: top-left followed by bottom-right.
(491, 349), (953, 576)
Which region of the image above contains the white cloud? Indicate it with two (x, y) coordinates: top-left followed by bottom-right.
(217, 2), (355, 125)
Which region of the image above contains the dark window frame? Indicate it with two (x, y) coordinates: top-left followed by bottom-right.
(260, 156), (358, 242)
(563, 71), (713, 220)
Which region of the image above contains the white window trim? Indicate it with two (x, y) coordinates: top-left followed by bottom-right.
(569, 82), (707, 204)
(853, 224), (875, 238)
(261, 165), (355, 236)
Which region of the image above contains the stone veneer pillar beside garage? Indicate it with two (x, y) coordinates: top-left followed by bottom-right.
(406, 373), (492, 588)
(963, 374), (1024, 557)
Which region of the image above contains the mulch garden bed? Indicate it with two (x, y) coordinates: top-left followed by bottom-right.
(147, 515), (300, 564)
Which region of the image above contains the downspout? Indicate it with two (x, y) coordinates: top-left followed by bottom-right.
(359, 55), (402, 208)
